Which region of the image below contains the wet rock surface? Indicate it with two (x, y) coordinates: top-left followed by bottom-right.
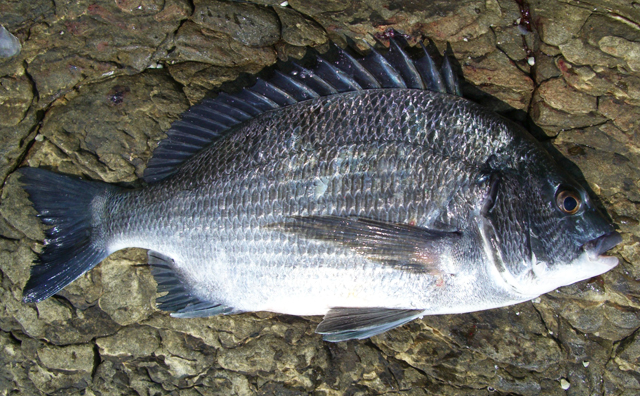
(0, 0), (638, 394)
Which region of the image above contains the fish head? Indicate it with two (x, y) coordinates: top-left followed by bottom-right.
(519, 168), (621, 295)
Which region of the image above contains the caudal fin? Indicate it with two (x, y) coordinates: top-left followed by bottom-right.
(18, 167), (116, 303)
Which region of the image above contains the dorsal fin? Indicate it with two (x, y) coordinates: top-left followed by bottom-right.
(143, 37), (463, 184)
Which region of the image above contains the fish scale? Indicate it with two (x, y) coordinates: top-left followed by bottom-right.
(18, 39), (620, 341)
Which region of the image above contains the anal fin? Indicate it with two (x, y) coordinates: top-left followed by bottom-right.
(148, 251), (236, 318)
(317, 307), (425, 342)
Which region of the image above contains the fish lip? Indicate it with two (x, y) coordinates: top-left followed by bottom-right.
(583, 231), (622, 259)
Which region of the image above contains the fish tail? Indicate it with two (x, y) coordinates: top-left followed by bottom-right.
(17, 167), (117, 303)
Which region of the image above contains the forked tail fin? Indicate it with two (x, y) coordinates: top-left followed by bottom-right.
(17, 167), (117, 303)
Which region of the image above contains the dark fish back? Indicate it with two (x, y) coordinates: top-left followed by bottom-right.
(116, 89), (526, 239)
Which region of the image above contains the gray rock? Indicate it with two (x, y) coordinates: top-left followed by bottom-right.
(199, 370), (254, 395)
(0, 109), (38, 186)
(192, 0), (280, 47)
(98, 249), (156, 326)
(156, 329), (213, 379)
(536, 2), (591, 47)
(0, 214), (23, 240)
(96, 325), (160, 358)
(558, 12), (640, 70)
(530, 96), (607, 134)
(555, 57), (640, 102)
(0, 173), (43, 241)
(0, 1), (53, 29)
(495, 26), (527, 62)
(553, 123), (640, 204)
(599, 96), (640, 133)
(599, 36), (640, 72)
(451, 31), (497, 59)
(287, 0), (350, 16)
(167, 62), (267, 104)
(173, 21), (277, 68)
(274, 7), (327, 47)
(537, 78), (597, 115)
(43, 305), (122, 346)
(462, 50), (534, 111)
(28, 364), (92, 394)
(534, 53), (562, 82)
(0, 75), (31, 126)
(19, 1), (189, 108)
(559, 38), (621, 68)
(615, 329), (640, 370)
(26, 51), (119, 109)
(91, 359), (135, 395)
(37, 344), (94, 372)
(0, 239), (34, 287)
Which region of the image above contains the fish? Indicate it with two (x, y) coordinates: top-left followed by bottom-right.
(17, 36), (622, 342)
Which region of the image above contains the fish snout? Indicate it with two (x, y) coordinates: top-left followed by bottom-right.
(583, 231), (622, 261)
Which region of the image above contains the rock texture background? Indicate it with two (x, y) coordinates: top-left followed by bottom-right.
(1, 0), (639, 395)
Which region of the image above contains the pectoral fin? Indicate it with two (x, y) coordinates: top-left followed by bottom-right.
(317, 307), (425, 342)
(270, 216), (461, 274)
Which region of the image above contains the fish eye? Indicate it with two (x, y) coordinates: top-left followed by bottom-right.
(556, 190), (581, 215)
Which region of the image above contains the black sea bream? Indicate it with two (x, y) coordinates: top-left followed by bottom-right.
(18, 38), (621, 341)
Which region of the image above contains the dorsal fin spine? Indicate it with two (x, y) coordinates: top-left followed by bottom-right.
(291, 63), (338, 96)
(334, 46), (381, 89)
(272, 70), (320, 100)
(362, 44), (406, 89)
(249, 79), (297, 106)
(441, 54), (462, 96)
(208, 101), (252, 121)
(414, 43), (447, 94)
(172, 121), (224, 137)
(237, 89), (279, 111)
(216, 92), (261, 116)
(165, 131), (212, 145)
(179, 115), (229, 132)
(314, 57), (361, 92)
(189, 105), (241, 123)
(386, 39), (425, 90)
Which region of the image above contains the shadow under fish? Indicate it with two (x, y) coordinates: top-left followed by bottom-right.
(17, 34), (621, 342)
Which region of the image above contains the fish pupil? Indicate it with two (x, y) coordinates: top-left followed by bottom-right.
(563, 196), (578, 212)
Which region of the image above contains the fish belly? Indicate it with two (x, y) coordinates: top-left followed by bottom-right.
(117, 223), (525, 316)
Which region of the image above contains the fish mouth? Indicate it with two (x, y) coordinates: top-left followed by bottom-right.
(583, 231), (622, 262)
